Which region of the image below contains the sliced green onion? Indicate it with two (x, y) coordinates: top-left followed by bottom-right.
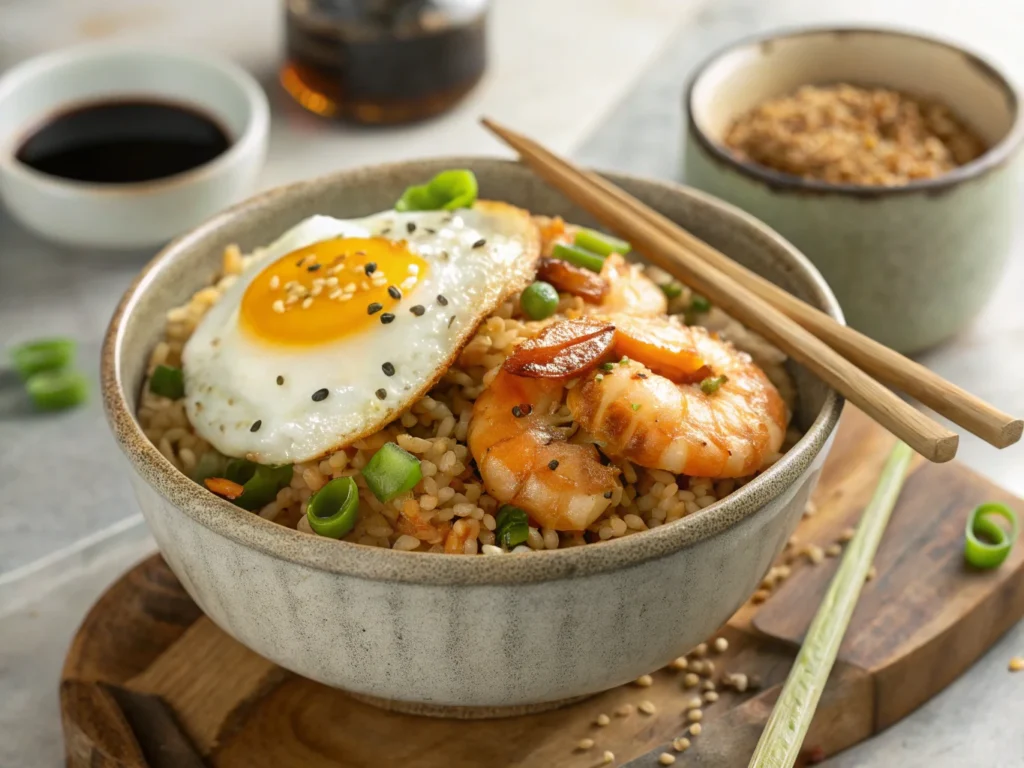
(223, 458), (293, 511)
(25, 369), (87, 411)
(520, 281), (560, 320)
(700, 375), (728, 395)
(690, 294), (712, 313)
(307, 477), (360, 539)
(362, 442), (422, 502)
(965, 502), (1018, 569)
(10, 338), (76, 379)
(191, 451), (228, 484)
(659, 281), (683, 299)
(552, 243), (606, 273)
(573, 227), (631, 257)
(495, 505), (530, 550)
(395, 169), (478, 212)
(600, 362), (615, 372)
(149, 365), (185, 399)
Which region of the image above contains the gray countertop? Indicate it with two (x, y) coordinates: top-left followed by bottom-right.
(1, 0), (1022, 766)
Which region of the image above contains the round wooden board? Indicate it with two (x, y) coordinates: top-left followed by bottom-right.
(61, 409), (1024, 768)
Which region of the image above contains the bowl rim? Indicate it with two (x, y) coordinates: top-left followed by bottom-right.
(684, 24), (1024, 198)
(102, 156), (844, 586)
(0, 42), (270, 197)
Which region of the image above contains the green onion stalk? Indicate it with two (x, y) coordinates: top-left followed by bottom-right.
(747, 441), (914, 768)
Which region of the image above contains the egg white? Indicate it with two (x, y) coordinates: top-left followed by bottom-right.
(183, 202), (540, 464)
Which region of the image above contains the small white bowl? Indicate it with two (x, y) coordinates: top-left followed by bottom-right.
(0, 44), (269, 249)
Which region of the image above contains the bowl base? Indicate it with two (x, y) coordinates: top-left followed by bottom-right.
(344, 690), (595, 719)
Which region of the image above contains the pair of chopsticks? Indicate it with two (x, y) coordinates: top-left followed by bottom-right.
(481, 117), (1023, 462)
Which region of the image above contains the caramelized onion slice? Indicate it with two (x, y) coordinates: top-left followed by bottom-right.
(536, 257), (609, 304)
(504, 318), (616, 379)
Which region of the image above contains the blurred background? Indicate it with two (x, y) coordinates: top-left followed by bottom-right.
(1, 1), (1022, 766)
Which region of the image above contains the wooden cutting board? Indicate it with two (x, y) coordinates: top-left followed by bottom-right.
(61, 407), (1024, 768)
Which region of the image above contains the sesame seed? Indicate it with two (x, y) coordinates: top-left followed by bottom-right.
(472, 238), (486, 248)
(408, 264), (420, 275)
(425, 227), (436, 234)
(375, 388), (387, 400)
(364, 262), (377, 275)
(310, 285), (323, 297)
(272, 299), (285, 314)
(380, 313), (396, 324)
(269, 275), (280, 289)
(448, 315), (456, 327)
(367, 302), (383, 315)
(410, 305), (426, 316)
(344, 282), (356, 293)
(326, 276), (339, 286)
(406, 221), (416, 233)
(250, 420), (261, 432)
(436, 294), (449, 306)
(659, 754), (676, 766)
(548, 459), (560, 470)
(302, 297), (313, 309)
(634, 674), (653, 687)
(602, 751), (614, 765)
(311, 388), (329, 402)
(276, 376), (284, 385)
(576, 738), (594, 751)
(638, 700), (656, 715)
(401, 276), (417, 291)
(595, 713), (610, 726)
(307, 263), (321, 272)
(388, 286), (402, 300)
(688, 723), (702, 737)
(295, 256), (307, 267)
(329, 289), (342, 300)
(382, 362), (395, 376)
(714, 637), (729, 653)
(440, 250), (450, 260)
(360, 281), (370, 291)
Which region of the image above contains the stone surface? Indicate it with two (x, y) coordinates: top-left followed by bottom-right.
(2, 0), (1024, 766)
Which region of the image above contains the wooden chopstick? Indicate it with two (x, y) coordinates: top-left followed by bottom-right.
(482, 117), (960, 463)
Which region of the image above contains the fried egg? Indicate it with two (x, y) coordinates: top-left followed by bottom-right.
(183, 201), (540, 464)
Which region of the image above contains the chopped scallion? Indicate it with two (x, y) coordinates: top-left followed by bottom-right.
(191, 451), (228, 484)
(362, 442), (422, 502)
(10, 338), (76, 379)
(25, 369), (87, 411)
(222, 458), (293, 511)
(149, 365), (185, 399)
(307, 477), (360, 539)
(573, 227), (631, 257)
(700, 375), (728, 395)
(495, 505), (530, 550)
(690, 294), (712, 313)
(660, 281), (683, 299)
(965, 502), (1018, 569)
(552, 243), (606, 273)
(395, 170), (478, 212)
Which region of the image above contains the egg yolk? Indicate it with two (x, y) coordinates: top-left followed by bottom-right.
(240, 237), (429, 346)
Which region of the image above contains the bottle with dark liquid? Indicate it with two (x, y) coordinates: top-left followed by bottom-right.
(282, 0), (489, 124)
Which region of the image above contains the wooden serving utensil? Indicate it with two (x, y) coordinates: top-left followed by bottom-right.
(480, 116), (1021, 461)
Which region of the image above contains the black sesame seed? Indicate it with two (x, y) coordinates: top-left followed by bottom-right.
(437, 294), (449, 306)
(382, 362), (395, 376)
(367, 302), (383, 315)
(410, 304), (426, 316)
(250, 420), (262, 433)
(380, 312), (396, 324)
(448, 315), (456, 327)
(425, 227), (437, 234)
(375, 388), (387, 400)
(604, 491), (613, 499)
(295, 256), (307, 267)
(276, 375), (284, 385)
(312, 388), (329, 402)
(406, 221), (416, 234)
(441, 250), (450, 260)
(387, 285), (402, 300)
(306, 263), (321, 272)
(472, 238), (486, 249)
(548, 459), (560, 470)
(364, 262), (378, 275)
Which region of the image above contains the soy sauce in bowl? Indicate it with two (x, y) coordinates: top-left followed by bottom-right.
(16, 99), (232, 184)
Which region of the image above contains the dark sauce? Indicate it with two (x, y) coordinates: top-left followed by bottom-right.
(282, 0), (488, 124)
(16, 100), (232, 184)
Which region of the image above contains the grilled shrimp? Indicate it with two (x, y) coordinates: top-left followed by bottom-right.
(598, 253), (667, 316)
(468, 316), (787, 530)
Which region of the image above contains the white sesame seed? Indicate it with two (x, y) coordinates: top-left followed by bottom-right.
(272, 299), (285, 314)
(326, 276), (339, 286)
(659, 754), (676, 765)
(338, 293), (352, 302)
(344, 282), (356, 292)
(360, 281), (370, 291)
(285, 295), (299, 305)
(269, 275), (280, 289)
(576, 738), (594, 751)
(595, 714), (610, 726)
(311, 285), (323, 297)
(634, 674), (653, 688)
(284, 280), (298, 290)
(408, 264), (420, 275)
(329, 289), (342, 300)
(301, 297), (314, 309)
(714, 637), (729, 653)
(638, 700), (656, 715)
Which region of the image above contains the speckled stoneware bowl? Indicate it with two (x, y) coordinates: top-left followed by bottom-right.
(102, 157), (843, 715)
(685, 27), (1024, 354)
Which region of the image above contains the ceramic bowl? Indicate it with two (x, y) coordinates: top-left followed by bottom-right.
(102, 158), (843, 712)
(0, 44), (269, 249)
(684, 27), (1024, 354)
